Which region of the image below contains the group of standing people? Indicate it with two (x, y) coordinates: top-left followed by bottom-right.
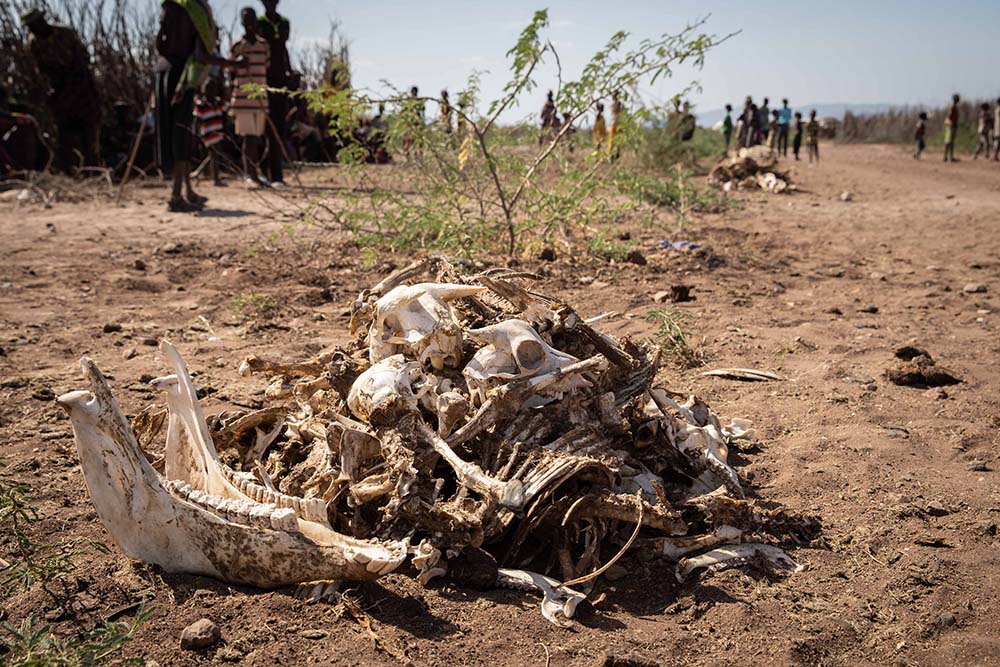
(155, 0), (292, 212)
(721, 97), (820, 163)
(12, 0), (294, 212)
(536, 89), (624, 159)
(914, 93), (1000, 162)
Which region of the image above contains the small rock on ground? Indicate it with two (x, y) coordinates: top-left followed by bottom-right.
(963, 283), (987, 294)
(180, 618), (221, 650)
(925, 501), (949, 517)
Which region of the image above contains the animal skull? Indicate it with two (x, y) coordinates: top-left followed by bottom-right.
(347, 354), (428, 424)
(463, 319), (588, 405)
(368, 283), (484, 370)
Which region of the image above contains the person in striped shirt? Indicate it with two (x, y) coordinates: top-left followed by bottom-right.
(230, 7), (270, 187)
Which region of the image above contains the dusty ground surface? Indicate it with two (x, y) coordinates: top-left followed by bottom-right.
(1, 144), (999, 666)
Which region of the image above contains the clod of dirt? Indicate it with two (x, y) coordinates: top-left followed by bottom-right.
(300, 629), (328, 639)
(133, 259), (146, 271)
(963, 283), (987, 294)
(860, 304), (879, 314)
(885, 350), (960, 388)
(626, 250), (647, 266)
(445, 546), (499, 590)
(122, 347), (138, 360)
(216, 646), (244, 662)
(939, 612), (957, 627)
(31, 387), (55, 401)
(103, 322), (123, 333)
(669, 284), (693, 302)
(825, 307), (843, 315)
(538, 248), (556, 262)
(923, 387), (948, 400)
(653, 285), (693, 303)
(925, 501), (949, 517)
(180, 618), (221, 650)
(894, 346), (929, 361)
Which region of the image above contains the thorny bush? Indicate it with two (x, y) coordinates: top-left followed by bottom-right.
(274, 11), (733, 258)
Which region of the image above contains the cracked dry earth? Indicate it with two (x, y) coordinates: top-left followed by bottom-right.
(1, 143), (999, 666)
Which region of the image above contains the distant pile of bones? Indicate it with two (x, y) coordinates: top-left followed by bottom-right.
(708, 146), (795, 195)
(59, 258), (816, 625)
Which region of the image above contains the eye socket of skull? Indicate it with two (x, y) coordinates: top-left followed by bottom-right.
(383, 314), (402, 338)
(513, 338), (547, 372)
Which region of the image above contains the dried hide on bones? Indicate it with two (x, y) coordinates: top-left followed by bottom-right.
(59, 257), (817, 625)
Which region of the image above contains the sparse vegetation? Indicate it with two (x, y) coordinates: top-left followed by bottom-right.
(645, 308), (704, 367)
(1, 482), (109, 600)
(232, 293), (277, 321)
(283, 11), (732, 257)
(0, 480), (149, 666)
(1, 608), (152, 667)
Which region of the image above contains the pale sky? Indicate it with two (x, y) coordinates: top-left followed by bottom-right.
(211, 0), (1000, 120)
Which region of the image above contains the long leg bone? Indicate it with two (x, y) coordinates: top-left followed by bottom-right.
(415, 420), (525, 510)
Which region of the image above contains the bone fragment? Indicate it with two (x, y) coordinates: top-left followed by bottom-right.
(675, 543), (804, 582)
(496, 568), (586, 627)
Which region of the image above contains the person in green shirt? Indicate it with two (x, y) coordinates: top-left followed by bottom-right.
(805, 109), (819, 164)
(722, 103), (733, 154)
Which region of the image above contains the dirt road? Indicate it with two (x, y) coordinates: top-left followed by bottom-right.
(1, 144), (998, 666)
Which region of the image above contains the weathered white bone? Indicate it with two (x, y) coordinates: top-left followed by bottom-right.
(464, 320), (588, 405)
(435, 389), (469, 437)
(57, 358), (407, 587)
(152, 342), (329, 525)
(347, 354), (425, 423)
(412, 540), (446, 586)
(653, 525), (743, 559)
(369, 283), (484, 370)
(675, 543), (803, 582)
(330, 415), (381, 483)
(496, 568), (586, 626)
(648, 389), (745, 498)
(415, 420), (525, 509)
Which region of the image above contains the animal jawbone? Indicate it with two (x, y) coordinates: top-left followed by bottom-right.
(56, 346), (407, 589)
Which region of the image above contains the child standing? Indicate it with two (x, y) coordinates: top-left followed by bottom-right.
(805, 109), (819, 164)
(592, 101), (607, 152)
(195, 69), (226, 186)
(994, 98), (1000, 161)
(914, 111), (927, 159)
(230, 7), (270, 188)
(942, 93), (959, 163)
(792, 111), (803, 160)
(721, 103), (733, 154)
(973, 102), (992, 159)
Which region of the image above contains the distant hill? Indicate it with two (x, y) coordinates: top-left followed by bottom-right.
(695, 102), (908, 128)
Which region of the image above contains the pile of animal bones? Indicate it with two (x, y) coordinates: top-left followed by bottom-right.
(708, 146), (795, 194)
(58, 257), (817, 625)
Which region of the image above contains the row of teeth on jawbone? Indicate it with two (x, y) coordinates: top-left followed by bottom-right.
(161, 478), (301, 533)
(217, 465), (328, 524)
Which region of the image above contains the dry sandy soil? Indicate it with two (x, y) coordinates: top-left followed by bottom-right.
(1, 143), (999, 667)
